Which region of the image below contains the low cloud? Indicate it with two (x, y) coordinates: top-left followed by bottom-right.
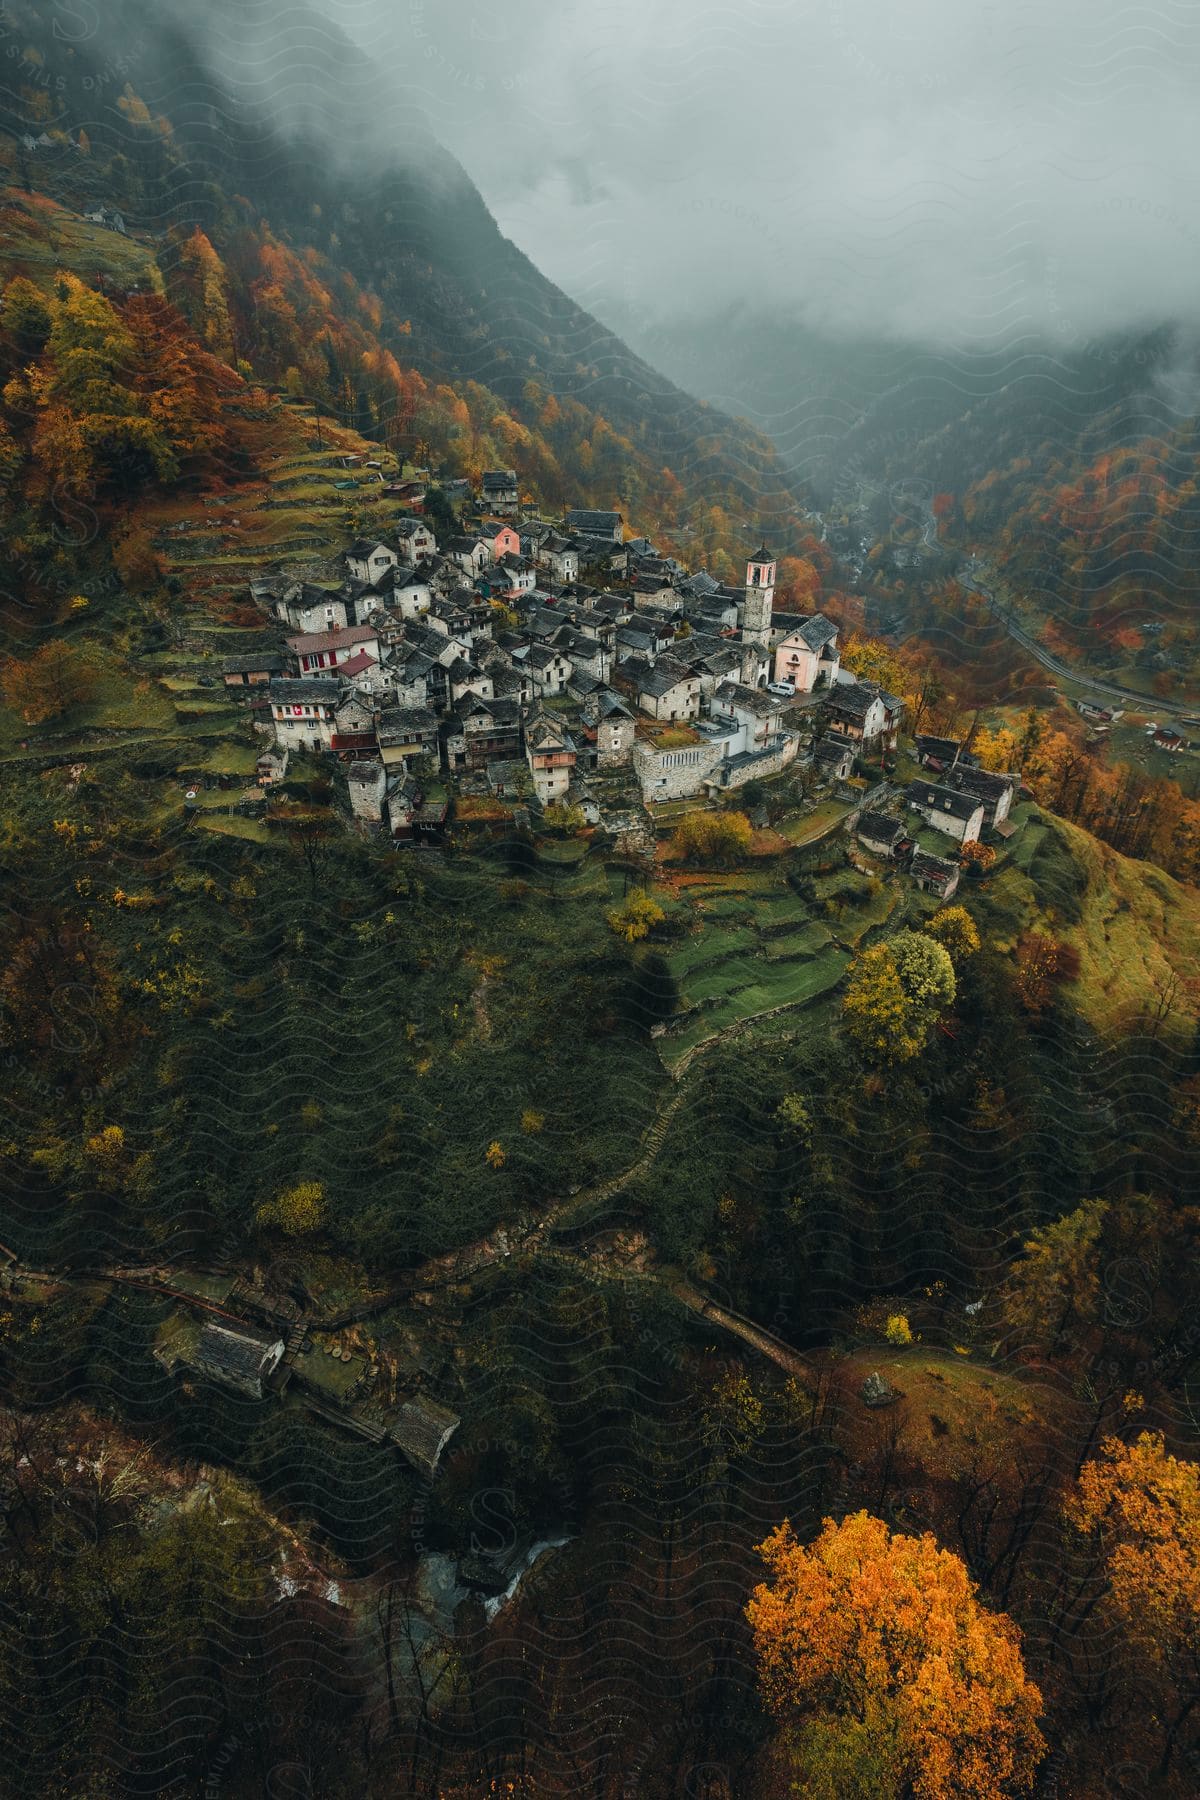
(308, 0), (1200, 350)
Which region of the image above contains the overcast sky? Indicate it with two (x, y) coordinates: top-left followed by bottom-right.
(286, 1), (1200, 350)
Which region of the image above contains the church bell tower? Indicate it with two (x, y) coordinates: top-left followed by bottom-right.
(741, 544), (776, 649)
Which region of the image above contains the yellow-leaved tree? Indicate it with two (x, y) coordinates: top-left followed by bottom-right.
(747, 1512), (1045, 1800)
(842, 930), (955, 1065)
(606, 891), (665, 943)
(1065, 1433), (1200, 1785)
(257, 1180), (326, 1236)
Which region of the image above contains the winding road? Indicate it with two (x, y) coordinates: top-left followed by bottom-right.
(956, 555), (1198, 718)
(858, 482), (1200, 720)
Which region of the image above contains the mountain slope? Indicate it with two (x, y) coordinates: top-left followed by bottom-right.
(0, 0), (799, 547)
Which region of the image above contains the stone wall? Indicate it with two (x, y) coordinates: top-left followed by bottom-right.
(714, 733), (800, 790)
(632, 738), (725, 801)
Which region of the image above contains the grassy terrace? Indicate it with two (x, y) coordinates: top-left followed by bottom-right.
(974, 812), (1200, 1042)
(655, 862), (905, 1066)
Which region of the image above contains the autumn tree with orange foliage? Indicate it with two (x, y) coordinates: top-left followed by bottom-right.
(747, 1512), (1045, 1799)
(1063, 1433), (1200, 1787)
(0, 640), (96, 723)
(1014, 929), (1080, 1013)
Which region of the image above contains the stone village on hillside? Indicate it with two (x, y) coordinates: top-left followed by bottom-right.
(220, 472), (1023, 893)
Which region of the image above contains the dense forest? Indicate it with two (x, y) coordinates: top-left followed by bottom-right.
(0, 3), (1198, 1797)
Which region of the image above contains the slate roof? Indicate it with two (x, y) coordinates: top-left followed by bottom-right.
(748, 543), (775, 564)
(529, 642), (570, 670)
(914, 734), (961, 763)
(857, 811), (906, 846)
(391, 1395), (461, 1480)
(714, 680), (780, 717)
(222, 652), (284, 676)
(463, 695), (520, 725)
(948, 765), (1017, 802)
(583, 687), (634, 721)
(525, 711), (575, 752)
(490, 665), (528, 697)
(347, 538), (395, 560)
(616, 625), (657, 652)
(906, 779), (982, 823)
(814, 733), (856, 768)
(565, 508), (622, 533)
(681, 570), (721, 596)
(829, 680), (900, 718)
(377, 705), (439, 742)
(270, 678), (344, 705)
(634, 656), (696, 699)
(911, 850), (960, 886)
(193, 1322), (282, 1395)
(782, 612), (839, 652)
(347, 759), (386, 789)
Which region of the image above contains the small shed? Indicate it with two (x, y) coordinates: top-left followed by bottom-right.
(856, 811), (906, 858)
(391, 1395), (460, 1480)
(910, 850), (961, 900)
(192, 1322), (285, 1399)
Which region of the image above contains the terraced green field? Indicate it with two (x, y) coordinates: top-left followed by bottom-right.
(658, 865), (902, 1066)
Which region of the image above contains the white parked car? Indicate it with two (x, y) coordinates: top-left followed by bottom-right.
(766, 682), (795, 698)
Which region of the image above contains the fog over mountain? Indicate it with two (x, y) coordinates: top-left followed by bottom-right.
(305, 0), (1200, 353)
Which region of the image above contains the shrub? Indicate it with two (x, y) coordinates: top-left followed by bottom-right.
(258, 1180), (326, 1236)
(607, 891), (666, 943)
(673, 810), (753, 867)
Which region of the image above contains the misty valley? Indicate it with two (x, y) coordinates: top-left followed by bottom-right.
(0, 3), (1198, 1797)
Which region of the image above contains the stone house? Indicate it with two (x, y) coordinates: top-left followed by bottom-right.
(286, 622), (380, 678)
(580, 689), (636, 767)
(387, 569), (434, 620)
(712, 681), (786, 756)
(193, 1322), (285, 1399)
(480, 469), (519, 516)
(344, 539), (400, 585)
(446, 534), (492, 578)
(814, 733), (857, 783)
(826, 679), (903, 750)
(393, 518), (437, 563)
(376, 705), (440, 768)
(772, 613), (840, 692)
(443, 656), (491, 707)
(910, 850), (961, 899)
(495, 552), (537, 596)
(256, 747), (289, 787)
(565, 508), (623, 544)
(222, 652), (284, 690)
(524, 709), (577, 805)
(330, 693), (377, 755)
(273, 584), (349, 634)
(347, 758), (388, 823)
(905, 779), (986, 844)
(856, 811), (907, 858)
(526, 642), (574, 696)
(623, 655), (700, 722)
(536, 533), (580, 585)
(946, 764), (1018, 826)
(270, 678), (344, 753)
(914, 734), (962, 772)
(456, 695), (522, 770)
